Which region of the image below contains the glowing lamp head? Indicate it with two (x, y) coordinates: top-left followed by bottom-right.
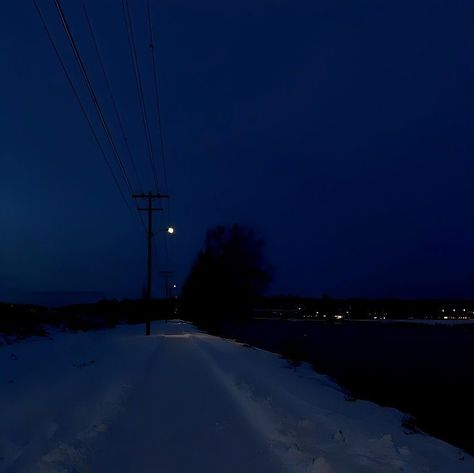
(167, 227), (175, 234)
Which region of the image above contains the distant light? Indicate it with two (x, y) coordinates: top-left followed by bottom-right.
(167, 227), (175, 234)
(173, 284), (177, 288)
(444, 316), (448, 320)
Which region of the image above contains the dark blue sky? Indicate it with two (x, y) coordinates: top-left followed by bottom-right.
(1, 0), (474, 303)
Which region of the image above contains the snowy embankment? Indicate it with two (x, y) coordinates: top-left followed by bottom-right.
(0, 321), (472, 473)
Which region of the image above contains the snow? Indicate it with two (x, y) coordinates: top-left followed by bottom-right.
(1, 321), (472, 472)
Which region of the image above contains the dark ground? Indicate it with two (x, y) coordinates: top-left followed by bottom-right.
(0, 300), (175, 344)
(217, 319), (474, 456)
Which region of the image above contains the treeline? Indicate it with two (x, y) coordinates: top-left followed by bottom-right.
(0, 299), (175, 342)
(253, 296), (474, 320)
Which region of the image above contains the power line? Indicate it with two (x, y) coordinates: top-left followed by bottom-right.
(146, 0), (169, 196)
(32, 0), (140, 224)
(146, 0), (173, 270)
(82, 2), (146, 231)
(54, 0), (135, 197)
(82, 1), (144, 193)
(81, 1), (146, 230)
(121, 0), (160, 191)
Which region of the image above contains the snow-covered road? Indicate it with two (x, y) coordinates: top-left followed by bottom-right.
(1, 321), (472, 472)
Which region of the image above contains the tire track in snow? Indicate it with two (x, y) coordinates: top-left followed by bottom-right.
(84, 326), (289, 473)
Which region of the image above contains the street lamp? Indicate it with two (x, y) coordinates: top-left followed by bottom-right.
(166, 226), (174, 235)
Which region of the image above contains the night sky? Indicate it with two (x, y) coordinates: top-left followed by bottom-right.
(1, 0), (474, 304)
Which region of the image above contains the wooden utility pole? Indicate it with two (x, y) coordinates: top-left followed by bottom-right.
(160, 270), (174, 298)
(132, 192), (168, 335)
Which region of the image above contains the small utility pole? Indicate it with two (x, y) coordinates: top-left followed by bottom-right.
(160, 270), (174, 298)
(132, 191), (168, 335)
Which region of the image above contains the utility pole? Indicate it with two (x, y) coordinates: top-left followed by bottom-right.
(132, 191), (168, 335)
(160, 270), (174, 298)
(160, 270), (174, 322)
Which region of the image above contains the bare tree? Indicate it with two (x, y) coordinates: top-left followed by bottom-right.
(181, 224), (273, 325)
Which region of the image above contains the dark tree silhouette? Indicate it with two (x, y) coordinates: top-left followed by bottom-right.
(181, 224), (273, 325)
